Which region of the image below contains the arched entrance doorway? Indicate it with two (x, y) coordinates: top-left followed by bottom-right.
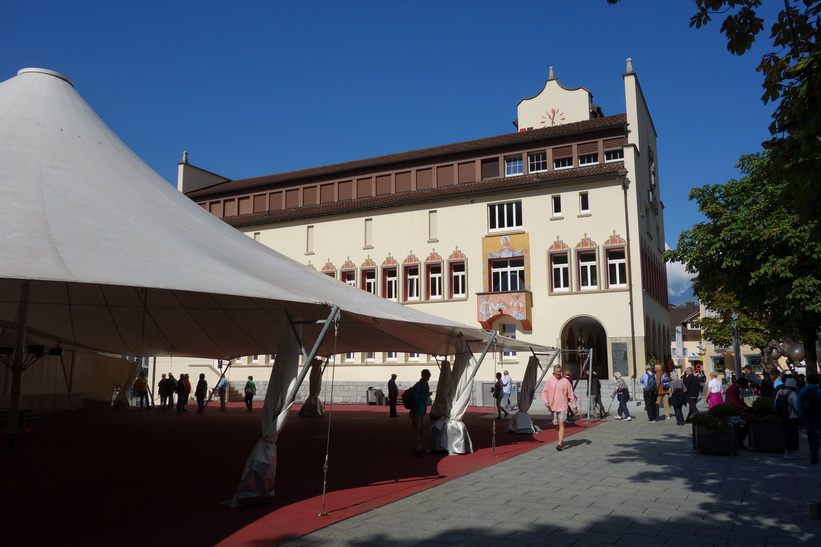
(561, 316), (609, 379)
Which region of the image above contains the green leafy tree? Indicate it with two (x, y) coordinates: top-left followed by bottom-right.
(607, 0), (821, 237)
(666, 153), (821, 373)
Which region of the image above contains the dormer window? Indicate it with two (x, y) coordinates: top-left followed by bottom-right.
(505, 155), (523, 177)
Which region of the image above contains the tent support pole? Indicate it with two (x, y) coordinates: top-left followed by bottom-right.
(286, 305), (340, 403)
(5, 282), (30, 449)
(58, 351), (76, 412)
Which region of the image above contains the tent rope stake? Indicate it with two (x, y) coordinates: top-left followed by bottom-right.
(318, 314), (340, 517)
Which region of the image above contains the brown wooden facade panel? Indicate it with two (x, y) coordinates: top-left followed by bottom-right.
(396, 171), (412, 193)
(437, 164), (454, 186)
(195, 129), (628, 218)
(375, 174), (391, 195)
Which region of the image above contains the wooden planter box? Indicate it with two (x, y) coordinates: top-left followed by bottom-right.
(692, 424), (737, 456)
(749, 421), (785, 453)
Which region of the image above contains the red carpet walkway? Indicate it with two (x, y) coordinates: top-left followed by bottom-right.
(0, 403), (598, 546)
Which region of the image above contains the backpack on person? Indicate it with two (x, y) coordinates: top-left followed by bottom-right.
(401, 382), (419, 410)
(644, 371), (657, 392)
(775, 390), (793, 419)
(661, 373), (670, 390)
(619, 387), (631, 402)
(801, 386), (821, 419)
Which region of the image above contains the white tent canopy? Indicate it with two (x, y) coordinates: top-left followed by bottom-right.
(1, 68), (555, 504)
(0, 68), (547, 360)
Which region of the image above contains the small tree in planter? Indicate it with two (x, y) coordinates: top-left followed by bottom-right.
(748, 397), (785, 453)
(691, 404), (745, 455)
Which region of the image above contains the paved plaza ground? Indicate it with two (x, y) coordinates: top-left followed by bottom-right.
(285, 403), (821, 547)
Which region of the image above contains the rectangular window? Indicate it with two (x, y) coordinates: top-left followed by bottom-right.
(579, 153), (599, 166)
(505, 155), (523, 177)
(607, 248), (627, 288)
(364, 218), (373, 248)
(450, 262), (466, 298)
(344, 352), (355, 362)
(404, 265), (420, 301)
(579, 192), (590, 213)
(427, 264), (443, 299)
(491, 258), (525, 292)
(605, 149), (624, 162)
(306, 225), (314, 254)
(362, 269), (376, 294)
(408, 352), (420, 361)
(553, 156), (573, 170)
(365, 352), (376, 362)
(428, 210), (438, 241)
(550, 253), (569, 292)
(383, 268), (398, 301)
(252, 355), (259, 364)
(578, 251), (598, 290)
(528, 151), (547, 173)
(502, 323), (517, 358)
(342, 270), (356, 287)
(551, 195), (562, 216)
(386, 351), (397, 361)
(488, 201), (522, 231)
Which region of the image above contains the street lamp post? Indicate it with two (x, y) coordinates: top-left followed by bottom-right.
(731, 313), (742, 379)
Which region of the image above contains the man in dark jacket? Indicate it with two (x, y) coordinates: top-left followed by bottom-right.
(682, 366), (701, 423)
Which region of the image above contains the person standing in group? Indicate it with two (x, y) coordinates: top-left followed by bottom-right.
(215, 376), (227, 411)
(682, 366), (701, 422)
(706, 371), (723, 409)
(584, 368), (606, 419)
(776, 377), (801, 459)
(195, 373), (208, 414)
(493, 372), (507, 419)
(501, 370), (514, 412)
(244, 376), (256, 411)
(387, 374), (399, 418)
(611, 371), (632, 421)
(158, 374), (168, 409)
(409, 369), (432, 454)
(541, 364), (577, 451)
(134, 372), (150, 410)
(797, 373), (821, 464)
(176, 374), (188, 413)
(668, 370), (687, 426)
(166, 373), (177, 409)
(640, 364), (658, 422)
(654, 364), (671, 421)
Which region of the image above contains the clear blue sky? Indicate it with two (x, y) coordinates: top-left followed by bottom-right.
(2, 0), (781, 304)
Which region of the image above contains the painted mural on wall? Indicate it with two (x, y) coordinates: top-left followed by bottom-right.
(478, 233), (532, 329)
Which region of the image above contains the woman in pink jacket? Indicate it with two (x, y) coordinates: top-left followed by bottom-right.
(542, 364), (578, 451)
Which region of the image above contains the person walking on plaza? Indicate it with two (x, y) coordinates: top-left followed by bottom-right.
(640, 364), (658, 422)
(682, 366), (701, 422)
(706, 371), (723, 409)
(493, 372), (507, 419)
(134, 371), (150, 409)
(776, 377), (802, 459)
(387, 374), (399, 418)
(797, 373), (821, 464)
(584, 368), (606, 419)
(654, 364), (670, 420)
(409, 369), (432, 454)
(611, 371), (632, 421)
(501, 370), (514, 411)
(215, 376), (227, 411)
(195, 373), (208, 414)
(541, 364), (577, 451)
(244, 376), (256, 411)
(668, 370), (687, 426)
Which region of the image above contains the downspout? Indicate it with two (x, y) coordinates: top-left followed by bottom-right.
(619, 169), (639, 394)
